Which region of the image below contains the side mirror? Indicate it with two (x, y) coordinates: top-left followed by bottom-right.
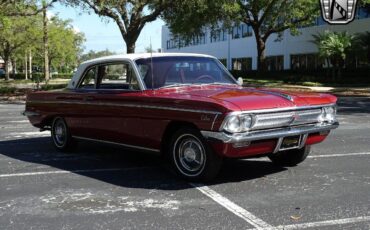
(237, 77), (244, 86)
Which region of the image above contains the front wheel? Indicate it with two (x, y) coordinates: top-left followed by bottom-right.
(168, 127), (222, 181)
(51, 117), (76, 151)
(268, 146), (311, 167)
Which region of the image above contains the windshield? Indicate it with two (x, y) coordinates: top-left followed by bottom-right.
(135, 56), (237, 89)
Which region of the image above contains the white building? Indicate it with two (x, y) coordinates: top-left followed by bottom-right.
(162, 11), (370, 71)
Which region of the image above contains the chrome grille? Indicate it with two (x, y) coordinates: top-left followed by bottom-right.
(252, 109), (322, 130)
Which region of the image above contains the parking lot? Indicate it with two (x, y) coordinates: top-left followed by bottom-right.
(0, 97), (369, 230)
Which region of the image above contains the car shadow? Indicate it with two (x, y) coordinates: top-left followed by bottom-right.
(337, 96), (370, 115)
(0, 137), (286, 190)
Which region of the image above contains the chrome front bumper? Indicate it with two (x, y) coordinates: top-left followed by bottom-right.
(201, 122), (339, 144)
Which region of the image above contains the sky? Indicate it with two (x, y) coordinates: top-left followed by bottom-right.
(50, 3), (165, 54)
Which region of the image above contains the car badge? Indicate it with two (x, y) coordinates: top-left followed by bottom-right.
(320, 0), (359, 24)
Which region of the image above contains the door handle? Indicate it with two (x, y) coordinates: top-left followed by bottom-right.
(85, 96), (95, 101)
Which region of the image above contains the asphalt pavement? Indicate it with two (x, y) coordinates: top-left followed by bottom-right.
(0, 97), (369, 230)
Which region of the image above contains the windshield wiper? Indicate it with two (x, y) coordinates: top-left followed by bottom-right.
(159, 83), (193, 89)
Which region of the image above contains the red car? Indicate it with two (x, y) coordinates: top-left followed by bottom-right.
(24, 53), (339, 181)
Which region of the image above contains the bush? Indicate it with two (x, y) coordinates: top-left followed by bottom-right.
(230, 67), (370, 86)
(6, 73), (72, 81)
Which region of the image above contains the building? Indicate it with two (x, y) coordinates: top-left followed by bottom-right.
(162, 9), (370, 71)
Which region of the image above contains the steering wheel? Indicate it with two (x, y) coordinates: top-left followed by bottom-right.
(194, 75), (215, 83)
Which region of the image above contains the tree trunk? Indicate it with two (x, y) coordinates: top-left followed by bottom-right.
(4, 56), (10, 81)
(25, 53), (28, 80)
(29, 50), (32, 80)
(253, 28), (267, 73)
(126, 40), (136, 54)
(12, 59), (16, 79)
(43, 1), (50, 81)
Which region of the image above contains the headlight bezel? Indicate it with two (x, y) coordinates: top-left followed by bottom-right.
(221, 113), (254, 133)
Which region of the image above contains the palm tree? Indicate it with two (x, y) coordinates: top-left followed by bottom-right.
(312, 31), (353, 79)
(354, 32), (370, 64)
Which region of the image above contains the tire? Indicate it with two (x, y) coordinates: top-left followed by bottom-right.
(51, 117), (76, 151)
(268, 146), (311, 167)
(168, 127), (222, 182)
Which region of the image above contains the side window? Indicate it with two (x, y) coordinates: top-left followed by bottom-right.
(97, 63), (140, 90)
(79, 67), (96, 89)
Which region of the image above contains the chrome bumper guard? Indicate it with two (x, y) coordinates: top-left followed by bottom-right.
(201, 122), (339, 145)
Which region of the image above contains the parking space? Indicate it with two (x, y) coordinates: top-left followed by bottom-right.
(0, 97), (369, 229)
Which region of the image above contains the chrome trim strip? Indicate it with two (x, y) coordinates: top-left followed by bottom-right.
(22, 111), (40, 117)
(27, 100), (222, 115)
(73, 136), (161, 153)
(234, 104), (336, 115)
(201, 122), (339, 144)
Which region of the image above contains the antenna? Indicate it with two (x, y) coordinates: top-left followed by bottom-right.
(150, 37), (154, 90)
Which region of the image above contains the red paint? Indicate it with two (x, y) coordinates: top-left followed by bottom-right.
(25, 84), (336, 156)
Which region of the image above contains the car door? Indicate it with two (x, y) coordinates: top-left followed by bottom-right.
(71, 61), (146, 147)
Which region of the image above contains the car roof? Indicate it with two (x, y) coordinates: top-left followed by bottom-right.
(80, 53), (216, 66)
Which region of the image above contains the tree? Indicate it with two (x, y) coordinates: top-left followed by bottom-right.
(353, 32), (370, 65)
(67, 0), (172, 53)
(80, 49), (116, 63)
(0, 16), (39, 80)
(312, 31), (353, 79)
(0, 0), (57, 17)
(164, 0), (319, 71)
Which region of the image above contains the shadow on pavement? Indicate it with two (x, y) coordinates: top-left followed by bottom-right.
(0, 137), (285, 189)
(337, 97), (370, 115)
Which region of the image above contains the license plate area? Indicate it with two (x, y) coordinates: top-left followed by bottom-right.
(279, 135), (302, 151)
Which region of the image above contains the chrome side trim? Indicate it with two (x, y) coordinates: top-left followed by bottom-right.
(22, 111), (40, 117)
(27, 100), (222, 115)
(73, 136), (161, 153)
(201, 122), (339, 144)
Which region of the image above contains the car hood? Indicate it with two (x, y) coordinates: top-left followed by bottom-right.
(170, 86), (337, 111)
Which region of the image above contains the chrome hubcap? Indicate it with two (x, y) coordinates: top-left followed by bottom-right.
(53, 120), (66, 146)
(176, 135), (206, 175)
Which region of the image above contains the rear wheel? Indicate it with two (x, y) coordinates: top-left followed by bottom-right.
(51, 117), (76, 151)
(268, 146), (311, 167)
(168, 127), (222, 181)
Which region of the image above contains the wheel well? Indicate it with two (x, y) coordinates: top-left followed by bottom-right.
(41, 116), (55, 130)
(160, 121), (198, 155)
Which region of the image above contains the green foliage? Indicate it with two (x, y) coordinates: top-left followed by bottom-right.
(66, 0), (173, 53)
(164, 0), (319, 71)
(312, 31), (353, 66)
(80, 49), (116, 62)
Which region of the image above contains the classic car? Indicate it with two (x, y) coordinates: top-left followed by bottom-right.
(24, 53), (339, 181)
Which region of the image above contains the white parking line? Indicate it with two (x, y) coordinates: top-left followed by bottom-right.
(190, 183), (272, 229)
(309, 152), (370, 158)
(246, 216), (370, 230)
(0, 167), (154, 178)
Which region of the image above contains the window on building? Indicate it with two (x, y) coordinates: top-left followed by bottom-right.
(290, 54), (325, 70)
(290, 54), (324, 70)
(241, 24), (253, 37)
(210, 29), (228, 43)
(232, 25), (242, 39)
(266, 56), (284, 71)
(232, 58), (252, 71)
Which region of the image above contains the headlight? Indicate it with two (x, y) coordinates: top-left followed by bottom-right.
(319, 106), (337, 123)
(222, 114), (253, 133)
